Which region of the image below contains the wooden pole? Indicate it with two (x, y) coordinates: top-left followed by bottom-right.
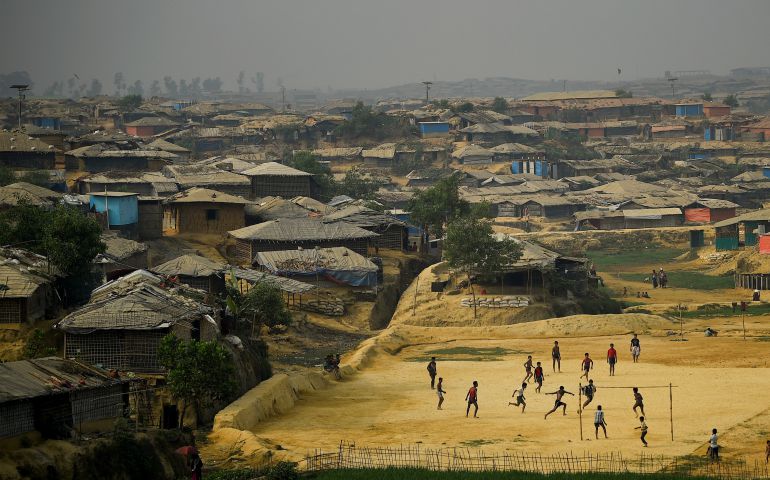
(412, 276), (419, 317)
(743, 311), (746, 341)
(578, 383), (584, 441)
(669, 383), (674, 441)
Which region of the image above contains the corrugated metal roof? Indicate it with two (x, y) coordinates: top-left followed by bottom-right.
(164, 187), (250, 205)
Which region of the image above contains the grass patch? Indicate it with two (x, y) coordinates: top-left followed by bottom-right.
(459, 439), (499, 448)
(674, 303), (770, 318)
(308, 468), (715, 480)
(587, 248), (686, 271)
(407, 346), (527, 363)
(617, 271), (733, 291)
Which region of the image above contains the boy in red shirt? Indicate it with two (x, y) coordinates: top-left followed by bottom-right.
(534, 361), (545, 393)
(465, 381), (479, 418)
(580, 353), (593, 381)
(607, 343), (618, 376)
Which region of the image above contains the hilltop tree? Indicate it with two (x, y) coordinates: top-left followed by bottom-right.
(113, 72), (126, 95)
(724, 94), (739, 107)
(117, 94), (143, 112)
(288, 151), (335, 200)
(127, 80), (144, 97)
(237, 71), (247, 93)
(179, 79), (189, 96)
(149, 80), (162, 97)
(42, 81), (64, 98)
(443, 215), (523, 318)
(453, 102), (474, 113)
(66, 77), (77, 97)
(202, 77), (223, 93)
(253, 72), (265, 93)
(337, 167), (387, 200)
(163, 76), (178, 96)
(701, 92), (713, 101)
(408, 175), (470, 250)
(615, 89), (633, 98)
(491, 97), (509, 113)
(157, 335), (237, 428)
(86, 79), (103, 97)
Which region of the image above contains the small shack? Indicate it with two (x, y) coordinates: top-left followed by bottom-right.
(255, 246), (378, 287)
(152, 254), (226, 294)
(713, 209), (770, 250)
(0, 357), (131, 440)
(89, 192), (139, 238)
(322, 205), (408, 250)
(0, 249), (55, 326)
(163, 187), (249, 235)
(228, 218), (379, 264)
(241, 162), (315, 200)
(95, 234), (149, 281)
(575, 208), (684, 230)
(57, 280), (215, 373)
(683, 199), (738, 224)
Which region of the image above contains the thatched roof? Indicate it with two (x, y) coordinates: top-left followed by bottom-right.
(228, 218), (378, 241)
(164, 187), (250, 205)
(255, 246), (377, 275)
(152, 254), (225, 277)
(241, 162), (312, 177)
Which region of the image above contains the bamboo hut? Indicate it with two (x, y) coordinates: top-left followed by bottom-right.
(163, 187), (250, 235)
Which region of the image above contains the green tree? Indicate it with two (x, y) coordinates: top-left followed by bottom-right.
(116, 94), (143, 111)
(491, 97), (509, 113)
(334, 102), (410, 140)
(408, 175), (470, 250)
(157, 335), (238, 428)
(443, 215), (523, 318)
(42, 205), (106, 277)
(615, 89), (633, 98)
(701, 92), (713, 102)
(724, 94), (739, 107)
(288, 151), (336, 200)
(336, 167), (386, 200)
(453, 102), (474, 113)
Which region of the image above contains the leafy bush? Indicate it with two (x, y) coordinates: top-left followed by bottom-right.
(267, 461), (299, 480)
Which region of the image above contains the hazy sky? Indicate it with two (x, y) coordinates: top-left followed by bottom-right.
(3, 0), (770, 93)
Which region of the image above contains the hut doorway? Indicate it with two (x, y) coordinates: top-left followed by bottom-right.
(162, 404), (179, 429)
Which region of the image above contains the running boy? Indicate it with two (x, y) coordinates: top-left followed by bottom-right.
(632, 387), (646, 417)
(523, 356), (534, 383)
(594, 405), (607, 439)
(636, 416), (649, 446)
(465, 381), (479, 418)
(508, 382), (527, 412)
(580, 353), (593, 381)
(436, 377), (446, 410)
(580, 379), (596, 413)
(607, 343), (618, 376)
(544, 386), (575, 419)
(534, 362), (545, 393)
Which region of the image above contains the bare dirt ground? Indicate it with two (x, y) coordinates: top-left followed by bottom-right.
(246, 315), (770, 467)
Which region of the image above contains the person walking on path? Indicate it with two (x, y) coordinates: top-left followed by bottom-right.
(427, 357), (437, 389)
(659, 268), (668, 288)
(523, 356), (534, 383)
(630, 334), (641, 363)
(708, 429), (719, 461)
(580, 379), (596, 413)
(465, 381), (479, 418)
(190, 453), (203, 480)
(636, 417), (649, 447)
(632, 387), (646, 417)
(552, 341), (561, 373)
(436, 377), (446, 410)
(607, 343), (618, 376)
(651, 270), (659, 289)
(508, 382), (527, 412)
(534, 362), (545, 393)
(544, 386), (575, 419)
(580, 353), (593, 381)
(594, 405), (607, 439)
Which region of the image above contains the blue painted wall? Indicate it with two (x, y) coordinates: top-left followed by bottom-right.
(90, 194), (139, 226)
(418, 122), (450, 135)
(676, 104), (703, 117)
(763, 167), (770, 179)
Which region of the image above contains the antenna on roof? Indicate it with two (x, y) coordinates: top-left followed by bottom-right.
(667, 77), (679, 99)
(422, 81), (433, 103)
(10, 84), (29, 131)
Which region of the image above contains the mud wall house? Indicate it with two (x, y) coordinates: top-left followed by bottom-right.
(683, 199), (738, 224)
(123, 116), (180, 137)
(703, 103), (731, 118)
(137, 196), (163, 239)
(0, 132), (57, 170)
(152, 254), (226, 295)
(741, 119), (770, 142)
(241, 162), (315, 199)
(89, 192), (139, 238)
(163, 187), (248, 235)
(0, 358), (131, 441)
(228, 218), (379, 264)
(57, 282), (215, 373)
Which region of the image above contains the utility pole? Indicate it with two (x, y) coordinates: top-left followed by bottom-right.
(10, 84), (29, 130)
(281, 85), (286, 112)
(422, 81), (433, 103)
(667, 77), (679, 99)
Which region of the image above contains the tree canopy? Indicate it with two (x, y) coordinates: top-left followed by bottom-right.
(334, 102), (412, 140)
(443, 215), (523, 317)
(157, 335), (237, 428)
(116, 94), (143, 111)
(701, 92), (713, 101)
(491, 97), (509, 113)
(614, 89), (633, 98)
(724, 94), (739, 107)
(408, 175), (470, 244)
